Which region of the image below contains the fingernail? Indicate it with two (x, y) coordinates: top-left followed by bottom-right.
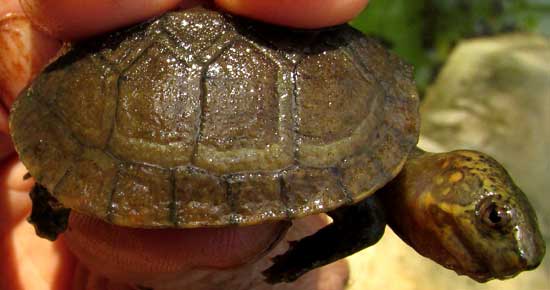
(6, 160), (34, 192)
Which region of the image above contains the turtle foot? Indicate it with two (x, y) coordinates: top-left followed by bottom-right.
(263, 195), (386, 284)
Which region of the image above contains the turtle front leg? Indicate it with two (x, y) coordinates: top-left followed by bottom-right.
(28, 183), (71, 241)
(262, 195), (386, 284)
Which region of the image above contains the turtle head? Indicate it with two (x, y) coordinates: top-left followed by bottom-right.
(450, 150), (546, 281)
(384, 150), (545, 282)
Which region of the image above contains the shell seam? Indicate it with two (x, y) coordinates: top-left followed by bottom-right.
(190, 37), (238, 166)
(169, 169), (178, 226)
(105, 163), (122, 222)
(104, 40), (156, 153)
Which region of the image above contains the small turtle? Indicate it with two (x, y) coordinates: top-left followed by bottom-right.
(9, 6), (545, 284)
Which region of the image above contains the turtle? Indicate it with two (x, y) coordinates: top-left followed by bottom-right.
(9, 6), (545, 285)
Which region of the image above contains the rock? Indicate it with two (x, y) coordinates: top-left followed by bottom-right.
(420, 33), (550, 236)
(347, 33), (550, 290)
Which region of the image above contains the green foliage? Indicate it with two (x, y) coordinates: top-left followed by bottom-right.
(350, 0), (548, 93)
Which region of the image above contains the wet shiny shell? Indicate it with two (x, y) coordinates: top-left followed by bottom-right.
(10, 7), (419, 228)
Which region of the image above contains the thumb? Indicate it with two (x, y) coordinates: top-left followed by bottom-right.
(215, 0), (369, 28)
(19, 0), (182, 40)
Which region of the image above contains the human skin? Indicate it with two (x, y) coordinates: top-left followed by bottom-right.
(0, 0), (367, 289)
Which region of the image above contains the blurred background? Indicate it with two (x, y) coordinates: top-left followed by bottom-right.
(346, 1), (550, 289)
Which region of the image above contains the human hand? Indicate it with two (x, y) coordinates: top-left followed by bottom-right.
(1, 0), (367, 289)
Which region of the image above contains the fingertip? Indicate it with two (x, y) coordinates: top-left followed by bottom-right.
(215, 0), (369, 28)
(19, 0), (182, 40)
(0, 157), (32, 225)
(5, 160), (34, 193)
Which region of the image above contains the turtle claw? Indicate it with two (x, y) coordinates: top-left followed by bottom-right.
(262, 240), (311, 283)
(28, 184), (71, 241)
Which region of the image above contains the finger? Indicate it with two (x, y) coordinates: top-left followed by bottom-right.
(8, 224), (76, 290)
(5, 158), (34, 193)
(0, 105), (13, 160)
(0, 134), (74, 290)
(0, 157), (33, 227)
(215, 0), (369, 28)
(73, 265), (135, 290)
(64, 212), (288, 285)
(1, 3), (62, 161)
(0, 155), (76, 290)
(0, 0), (23, 16)
(19, 0), (183, 39)
(0, 13), (61, 108)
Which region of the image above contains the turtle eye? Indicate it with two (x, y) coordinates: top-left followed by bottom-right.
(481, 201), (512, 230)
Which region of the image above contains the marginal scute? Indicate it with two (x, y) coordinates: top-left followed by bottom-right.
(228, 173), (287, 224)
(54, 148), (118, 220)
(339, 125), (415, 202)
(109, 42), (202, 168)
(282, 168), (348, 218)
(174, 167), (231, 227)
(110, 164), (174, 227)
(377, 128), (414, 176)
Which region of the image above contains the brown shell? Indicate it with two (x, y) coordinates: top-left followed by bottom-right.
(9, 7), (419, 228)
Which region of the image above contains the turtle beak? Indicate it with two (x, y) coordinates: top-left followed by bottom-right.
(514, 223), (546, 272)
(463, 236), (545, 282)
(485, 215), (546, 281)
